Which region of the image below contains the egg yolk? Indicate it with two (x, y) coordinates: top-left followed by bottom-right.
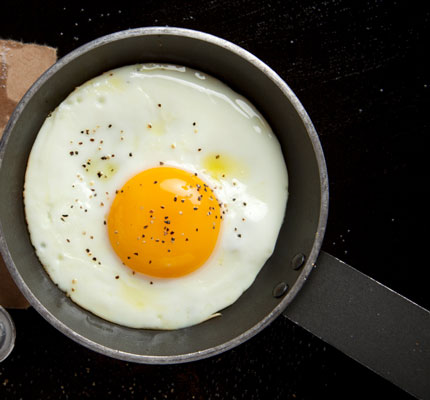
(107, 167), (221, 278)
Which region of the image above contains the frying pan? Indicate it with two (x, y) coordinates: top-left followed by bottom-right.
(0, 28), (429, 399)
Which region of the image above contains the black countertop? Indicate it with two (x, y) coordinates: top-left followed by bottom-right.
(1, 1), (428, 399)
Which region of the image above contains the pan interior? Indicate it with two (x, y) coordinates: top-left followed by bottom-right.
(0, 29), (325, 361)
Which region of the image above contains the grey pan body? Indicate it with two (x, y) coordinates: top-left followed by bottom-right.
(0, 27), (328, 362)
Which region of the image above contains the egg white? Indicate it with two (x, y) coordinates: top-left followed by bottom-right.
(24, 64), (288, 329)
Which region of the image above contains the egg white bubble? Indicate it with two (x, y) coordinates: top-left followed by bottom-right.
(24, 64), (288, 329)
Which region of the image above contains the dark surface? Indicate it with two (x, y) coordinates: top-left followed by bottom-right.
(0, 1), (428, 399)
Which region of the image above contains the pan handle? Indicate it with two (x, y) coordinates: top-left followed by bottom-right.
(283, 251), (430, 400)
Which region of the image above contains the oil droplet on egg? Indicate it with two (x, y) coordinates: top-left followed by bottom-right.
(106, 75), (124, 90)
(146, 107), (176, 136)
(202, 153), (247, 181)
(95, 74), (125, 92)
(146, 120), (166, 135)
(83, 157), (117, 180)
(120, 282), (147, 309)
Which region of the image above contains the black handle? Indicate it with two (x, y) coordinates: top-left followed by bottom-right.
(283, 251), (430, 400)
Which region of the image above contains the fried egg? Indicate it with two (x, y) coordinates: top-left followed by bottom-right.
(24, 64), (288, 329)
